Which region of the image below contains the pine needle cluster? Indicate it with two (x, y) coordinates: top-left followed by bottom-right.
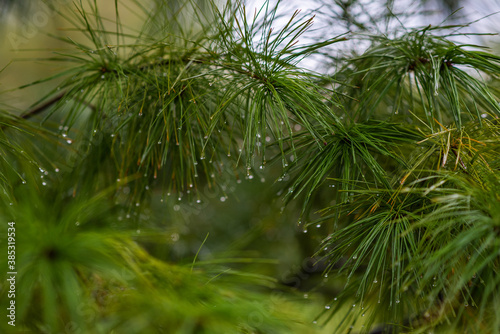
(1, 0), (499, 333)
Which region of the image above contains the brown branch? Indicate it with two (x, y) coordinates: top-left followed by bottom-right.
(20, 91), (96, 121)
(20, 91), (66, 120)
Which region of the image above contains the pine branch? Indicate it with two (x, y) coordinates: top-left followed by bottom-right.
(19, 91), (97, 120)
(20, 91), (66, 120)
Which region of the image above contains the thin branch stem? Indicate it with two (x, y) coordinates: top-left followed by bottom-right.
(20, 91), (96, 120)
(20, 91), (66, 120)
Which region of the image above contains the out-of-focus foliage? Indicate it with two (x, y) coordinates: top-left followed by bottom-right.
(0, 0), (499, 333)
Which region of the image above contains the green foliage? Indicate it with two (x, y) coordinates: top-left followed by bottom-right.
(1, 0), (500, 333)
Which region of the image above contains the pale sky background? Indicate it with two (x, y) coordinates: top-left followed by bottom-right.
(239, 0), (500, 73)
(1, 0), (499, 109)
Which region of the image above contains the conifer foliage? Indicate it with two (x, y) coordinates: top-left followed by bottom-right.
(1, 0), (500, 333)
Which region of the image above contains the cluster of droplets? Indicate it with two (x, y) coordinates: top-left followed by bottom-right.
(39, 167), (49, 186)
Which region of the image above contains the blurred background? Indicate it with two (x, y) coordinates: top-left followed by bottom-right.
(2, 0), (499, 110)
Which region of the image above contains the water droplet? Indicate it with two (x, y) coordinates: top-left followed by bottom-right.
(135, 203), (140, 207)
(22, 180), (26, 184)
(316, 224), (321, 228)
(158, 141), (162, 144)
(126, 214), (130, 219)
(303, 229), (308, 233)
(136, 229), (141, 234)
(312, 320), (317, 324)
(66, 139), (73, 144)
(334, 297), (337, 301)
(145, 185), (149, 190)
(101, 75), (105, 79)
(75, 222), (80, 226)
(464, 302), (468, 307)
(395, 300), (400, 304)
(353, 255), (358, 260)
(55, 168), (59, 173)
(352, 304), (356, 308)
(42, 182), (47, 186)
(220, 196), (226, 202)
(196, 199), (201, 203)
(324, 273), (328, 278)
(325, 305), (331, 309)
(373, 279), (378, 283)
(303, 293), (308, 299)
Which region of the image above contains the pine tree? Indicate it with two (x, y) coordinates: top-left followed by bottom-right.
(1, 0), (499, 333)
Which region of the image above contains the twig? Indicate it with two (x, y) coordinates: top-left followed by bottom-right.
(20, 91), (96, 120)
(20, 91), (66, 120)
